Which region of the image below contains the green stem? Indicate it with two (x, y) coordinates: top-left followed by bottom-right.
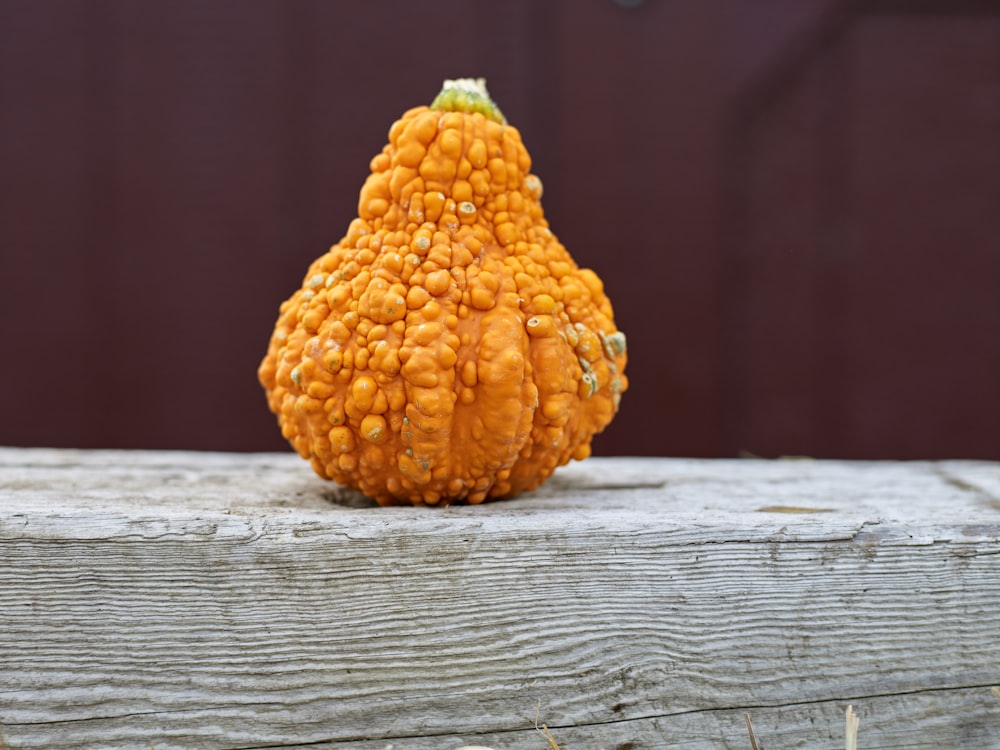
(430, 78), (506, 124)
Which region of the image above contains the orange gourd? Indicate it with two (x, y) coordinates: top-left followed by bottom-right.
(258, 79), (627, 505)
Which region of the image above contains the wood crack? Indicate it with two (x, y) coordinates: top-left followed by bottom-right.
(218, 683), (1000, 750)
(702, 680), (1000, 715)
(933, 465), (1000, 509)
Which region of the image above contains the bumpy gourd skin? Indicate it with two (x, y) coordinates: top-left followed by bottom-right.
(259, 83), (627, 505)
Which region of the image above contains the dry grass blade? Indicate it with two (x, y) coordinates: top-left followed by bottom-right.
(743, 712), (760, 750)
(532, 701), (561, 750)
(845, 705), (860, 750)
(539, 724), (561, 750)
(992, 687), (1000, 700)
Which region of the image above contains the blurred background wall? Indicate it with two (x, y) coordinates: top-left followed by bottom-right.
(1, 0), (998, 460)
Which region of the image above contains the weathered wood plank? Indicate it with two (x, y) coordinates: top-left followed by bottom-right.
(1, 448), (999, 749)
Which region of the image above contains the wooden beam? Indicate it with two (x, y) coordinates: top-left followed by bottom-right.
(1, 448), (998, 749)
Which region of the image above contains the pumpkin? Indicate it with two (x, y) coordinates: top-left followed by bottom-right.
(258, 78), (627, 505)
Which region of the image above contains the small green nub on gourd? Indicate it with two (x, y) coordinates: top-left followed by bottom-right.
(430, 78), (506, 124)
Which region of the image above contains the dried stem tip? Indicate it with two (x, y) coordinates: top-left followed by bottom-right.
(430, 78), (506, 124)
(845, 705), (860, 750)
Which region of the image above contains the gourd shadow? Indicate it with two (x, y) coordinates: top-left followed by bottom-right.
(318, 484), (380, 509)
(300, 472), (666, 511)
(311, 480), (564, 510)
(258, 472), (379, 510)
(523, 473), (666, 498)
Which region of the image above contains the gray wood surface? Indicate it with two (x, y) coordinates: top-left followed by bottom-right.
(1, 447), (999, 749)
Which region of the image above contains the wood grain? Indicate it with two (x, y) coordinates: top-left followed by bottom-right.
(1, 448), (999, 749)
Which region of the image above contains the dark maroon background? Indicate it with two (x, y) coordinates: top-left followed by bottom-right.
(2, 0), (998, 459)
